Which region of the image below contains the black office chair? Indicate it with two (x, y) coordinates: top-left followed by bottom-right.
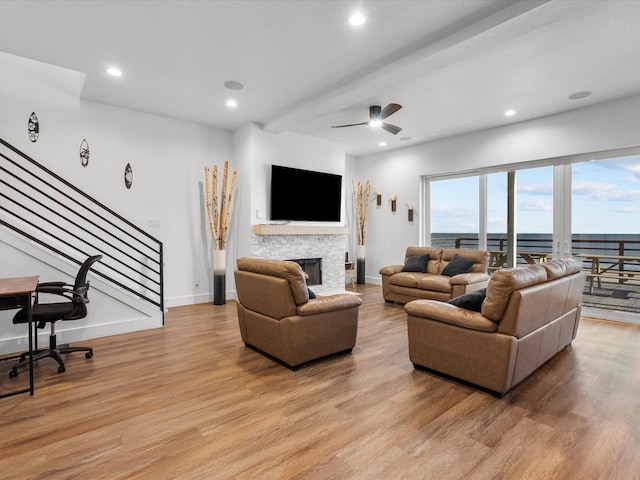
(9, 255), (103, 377)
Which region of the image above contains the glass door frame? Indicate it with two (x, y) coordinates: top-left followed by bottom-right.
(421, 146), (640, 325)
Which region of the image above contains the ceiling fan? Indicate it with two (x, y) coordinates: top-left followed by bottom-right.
(331, 103), (403, 135)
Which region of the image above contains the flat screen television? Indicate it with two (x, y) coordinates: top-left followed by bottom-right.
(270, 165), (342, 222)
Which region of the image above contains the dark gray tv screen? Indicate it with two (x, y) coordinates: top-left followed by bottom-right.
(270, 165), (342, 221)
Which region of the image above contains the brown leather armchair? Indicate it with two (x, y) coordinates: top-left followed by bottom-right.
(234, 257), (362, 368)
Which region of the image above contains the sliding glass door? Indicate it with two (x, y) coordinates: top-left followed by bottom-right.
(429, 175), (478, 249)
(571, 155), (640, 316)
(424, 152), (640, 322)
(516, 166), (554, 266)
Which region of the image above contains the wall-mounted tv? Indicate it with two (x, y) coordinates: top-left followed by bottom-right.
(270, 165), (342, 222)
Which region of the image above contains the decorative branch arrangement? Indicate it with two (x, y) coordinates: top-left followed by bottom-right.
(352, 179), (371, 245)
(204, 161), (237, 250)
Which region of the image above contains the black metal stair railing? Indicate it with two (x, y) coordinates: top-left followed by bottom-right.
(0, 137), (163, 313)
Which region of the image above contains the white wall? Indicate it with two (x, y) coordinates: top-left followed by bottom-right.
(344, 155), (359, 261)
(226, 123), (348, 298)
(1, 71), (348, 340)
(233, 123), (347, 243)
(0, 236), (162, 354)
(0, 67), (233, 310)
(356, 95), (640, 283)
(240, 123), (347, 229)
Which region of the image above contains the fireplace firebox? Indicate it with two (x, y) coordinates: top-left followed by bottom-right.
(289, 258), (322, 286)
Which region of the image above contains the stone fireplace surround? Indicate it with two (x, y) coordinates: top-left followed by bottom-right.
(250, 225), (348, 295)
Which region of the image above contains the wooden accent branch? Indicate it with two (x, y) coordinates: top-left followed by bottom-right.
(204, 161), (237, 250)
(352, 179), (371, 245)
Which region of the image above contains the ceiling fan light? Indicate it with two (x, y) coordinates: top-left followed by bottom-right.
(369, 119), (382, 128)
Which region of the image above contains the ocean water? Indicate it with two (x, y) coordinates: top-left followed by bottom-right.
(431, 233), (640, 259)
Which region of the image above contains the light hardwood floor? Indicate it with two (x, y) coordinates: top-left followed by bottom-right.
(1, 284), (639, 479)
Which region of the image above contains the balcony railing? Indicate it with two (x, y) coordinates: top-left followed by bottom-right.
(434, 234), (640, 314)
(449, 235), (640, 270)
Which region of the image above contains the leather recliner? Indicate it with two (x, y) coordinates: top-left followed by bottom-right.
(234, 257), (362, 368)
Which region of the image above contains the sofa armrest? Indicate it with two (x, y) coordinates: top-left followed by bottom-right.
(379, 264), (404, 276)
(449, 272), (490, 286)
(405, 300), (497, 332)
(297, 294), (362, 316)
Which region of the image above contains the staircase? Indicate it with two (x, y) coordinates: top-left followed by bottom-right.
(0, 137), (164, 353)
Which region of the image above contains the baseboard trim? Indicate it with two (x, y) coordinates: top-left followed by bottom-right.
(0, 314), (163, 355)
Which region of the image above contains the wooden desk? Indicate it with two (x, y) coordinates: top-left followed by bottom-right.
(0, 276), (39, 398)
(489, 251), (550, 271)
(575, 254), (640, 294)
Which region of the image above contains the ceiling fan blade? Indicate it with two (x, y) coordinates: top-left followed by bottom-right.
(382, 123), (402, 135)
(331, 122), (368, 128)
(381, 103), (402, 120)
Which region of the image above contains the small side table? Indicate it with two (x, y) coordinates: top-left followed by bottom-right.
(345, 261), (356, 288)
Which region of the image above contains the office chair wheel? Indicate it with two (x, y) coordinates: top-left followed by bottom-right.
(58, 365), (66, 373)
(85, 351), (93, 359)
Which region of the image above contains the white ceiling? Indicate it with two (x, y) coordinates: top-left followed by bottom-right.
(2, 0), (640, 157)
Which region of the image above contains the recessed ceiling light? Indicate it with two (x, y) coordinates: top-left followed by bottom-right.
(569, 91), (591, 100)
(107, 67), (122, 77)
(378, 141), (387, 147)
(349, 13), (365, 26)
(504, 109), (516, 116)
(226, 99), (238, 108)
(224, 80), (244, 90)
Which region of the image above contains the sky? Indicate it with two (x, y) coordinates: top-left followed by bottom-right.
(431, 154), (640, 236)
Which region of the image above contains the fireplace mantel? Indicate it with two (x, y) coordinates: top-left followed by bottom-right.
(252, 225), (348, 236)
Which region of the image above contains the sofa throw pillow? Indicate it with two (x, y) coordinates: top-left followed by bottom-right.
(441, 254), (474, 276)
(401, 253), (430, 273)
(447, 288), (486, 312)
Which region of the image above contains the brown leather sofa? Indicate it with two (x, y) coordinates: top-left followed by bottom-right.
(405, 258), (586, 396)
(234, 257), (362, 368)
(379, 247), (490, 304)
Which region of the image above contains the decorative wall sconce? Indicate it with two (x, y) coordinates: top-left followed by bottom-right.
(406, 203), (414, 222)
(79, 139), (90, 167)
(124, 163), (133, 189)
(374, 189), (382, 206)
(28, 112), (39, 142)
(389, 193), (397, 212)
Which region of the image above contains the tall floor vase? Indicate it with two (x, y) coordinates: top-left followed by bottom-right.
(356, 244), (366, 284)
(213, 249), (226, 305)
